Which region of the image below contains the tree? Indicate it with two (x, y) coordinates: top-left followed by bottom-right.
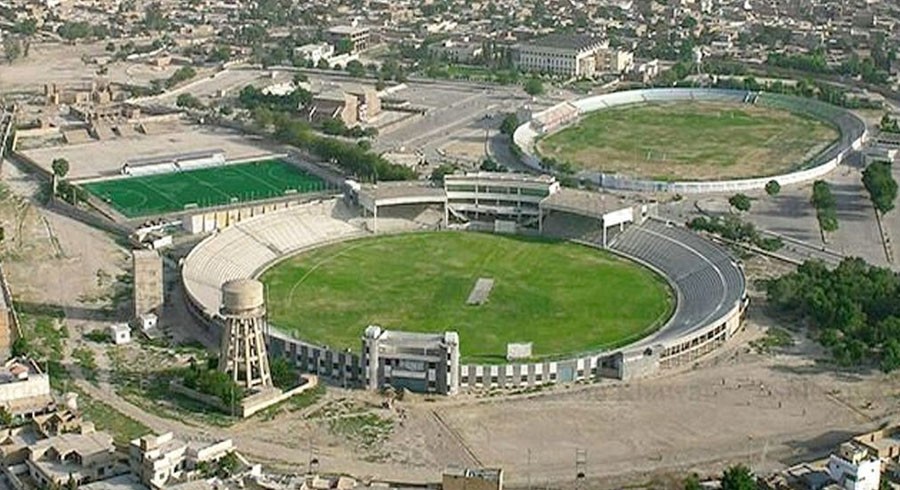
(728, 193), (751, 212)
(316, 58), (330, 70)
(10, 336), (28, 357)
(683, 473), (702, 490)
(52, 158), (70, 179)
(765, 180), (781, 196)
(269, 356), (296, 389)
(0, 406), (11, 427)
(499, 113), (519, 136)
(721, 464), (755, 490)
(176, 93), (203, 109)
(863, 161), (898, 214)
(524, 78), (544, 96)
(3, 37), (22, 63)
(346, 60), (366, 78)
(430, 163), (456, 185)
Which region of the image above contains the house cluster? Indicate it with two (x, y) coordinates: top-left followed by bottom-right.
(763, 425), (900, 490)
(0, 404), (237, 490)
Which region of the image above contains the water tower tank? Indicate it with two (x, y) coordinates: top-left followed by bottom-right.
(221, 279), (265, 316)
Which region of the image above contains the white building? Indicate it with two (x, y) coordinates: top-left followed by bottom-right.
(362, 326), (460, 395)
(444, 172), (560, 222)
(130, 432), (234, 489)
(827, 443), (881, 490)
(0, 357), (53, 419)
(109, 323), (132, 345)
(293, 43), (334, 65)
(514, 33), (630, 77)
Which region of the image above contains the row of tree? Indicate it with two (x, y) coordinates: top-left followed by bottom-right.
(812, 180), (838, 232)
(862, 161), (898, 214)
(688, 214), (783, 252)
(239, 88), (416, 182)
(766, 258), (900, 371)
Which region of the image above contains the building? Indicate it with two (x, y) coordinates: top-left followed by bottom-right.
(444, 172), (560, 222)
(827, 443), (881, 490)
(362, 326), (460, 395)
(430, 39), (484, 64)
(293, 43), (334, 65)
(132, 249), (163, 321)
(514, 33), (608, 77)
(27, 429), (119, 488)
(325, 25), (370, 53)
(129, 432), (233, 489)
(301, 89), (380, 127)
(109, 323), (131, 345)
(0, 357), (53, 419)
(0, 264), (19, 360)
(443, 467), (503, 490)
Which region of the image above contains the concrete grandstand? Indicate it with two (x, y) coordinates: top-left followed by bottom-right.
(513, 88), (867, 193)
(181, 172), (748, 394)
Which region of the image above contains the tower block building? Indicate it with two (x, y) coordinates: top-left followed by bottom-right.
(218, 279), (272, 389)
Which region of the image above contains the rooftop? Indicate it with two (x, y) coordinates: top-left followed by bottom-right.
(521, 32), (606, 52)
(327, 25), (369, 35)
(540, 188), (632, 219)
(357, 180), (447, 203)
(444, 467), (503, 481)
(30, 431), (115, 459)
(0, 358), (43, 384)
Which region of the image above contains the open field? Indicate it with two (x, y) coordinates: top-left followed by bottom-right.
(261, 232), (673, 363)
(19, 122), (278, 180)
(537, 101), (839, 181)
(83, 159), (328, 218)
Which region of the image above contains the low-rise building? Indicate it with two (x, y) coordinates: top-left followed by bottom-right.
(130, 432), (233, 489)
(27, 429), (119, 487)
(325, 25), (370, 53)
(362, 326), (460, 395)
(827, 443), (881, 490)
(0, 357), (53, 419)
(515, 33), (607, 77)
(443, 467), (504, 490)
(110, 323), (132, 345)
(293, 43), (334, 66)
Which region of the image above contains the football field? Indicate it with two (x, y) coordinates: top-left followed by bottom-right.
(261, 232), (674, 363)
(83, 159), (329, 218)
(537, 101), (839, 181)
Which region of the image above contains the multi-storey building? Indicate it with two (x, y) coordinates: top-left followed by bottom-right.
(362, 326), (460, 395)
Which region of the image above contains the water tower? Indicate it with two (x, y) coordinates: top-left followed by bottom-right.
(218, 279), (272, 389)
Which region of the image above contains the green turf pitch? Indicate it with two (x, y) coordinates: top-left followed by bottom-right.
(82, 159), (327, 218)
(261, 232), (674, 363)
(537, 101), (838, 181)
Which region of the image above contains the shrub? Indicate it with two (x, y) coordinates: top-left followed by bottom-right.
(765, 180), (781, 196)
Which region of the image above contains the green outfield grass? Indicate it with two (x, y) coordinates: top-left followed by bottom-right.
(537, 101), (839, 181)
(82, 159), (328, 218)
(261, 232), (674, 363)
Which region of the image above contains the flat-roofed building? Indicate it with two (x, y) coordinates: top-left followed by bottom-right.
(362, 326), (460, 395)
(129, 432), (233, 489)
(325, 25), (370, 53)
(444, 172), (560, 222)
(514, 33), (608, 77)
(0, 357), (53, 419)
(443, 467), (504, 490)
(26, 429), (119, 488)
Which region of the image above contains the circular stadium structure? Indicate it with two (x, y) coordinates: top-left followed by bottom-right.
(513, 88), (868, 193)
(182, 174), (748, 395)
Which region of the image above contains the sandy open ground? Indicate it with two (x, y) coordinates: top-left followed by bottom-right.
(20, 122), (280, 180)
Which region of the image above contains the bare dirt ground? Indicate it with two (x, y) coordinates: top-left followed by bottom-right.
(2, 152), (900, 489)
(0, 40), (180, 94)
(20, 122), (280, 180)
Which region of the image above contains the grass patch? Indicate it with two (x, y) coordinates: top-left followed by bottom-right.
(750, 327), (794, 354)
(262, 232), (673, 363)
(74, 387), (150, 444)
(537, 101), (838, 181)
(328, 413), (393, 451)
(82, 159), (330, 218)
(72, 347), (98, 382)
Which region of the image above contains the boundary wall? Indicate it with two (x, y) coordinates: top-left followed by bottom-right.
(513, 88), (868, 193)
